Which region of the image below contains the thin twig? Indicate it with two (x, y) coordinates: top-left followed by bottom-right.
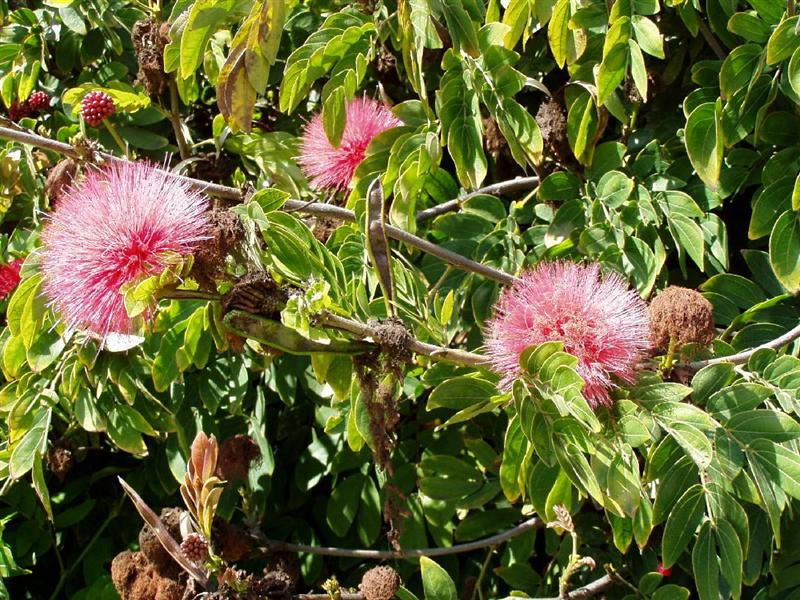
(0, 125), (516, 286)
(168, 78), (191, 160)
(416, 176), (539, 223)
(686, 322), (800, 370)
(536, 574), (614, 600)
(316, 312), (491, 368)
(697, 19), (726, 60)
(256, 516), (541, 559)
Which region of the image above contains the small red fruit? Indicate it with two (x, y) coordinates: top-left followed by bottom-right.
(8, 101), (31, 122)
(28, 91), (51, 112)
(80, 91), (115, 126)
(657, 562), (672, 576)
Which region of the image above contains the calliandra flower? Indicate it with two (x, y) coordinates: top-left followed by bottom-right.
(0, 258), (23, 299)
(40, 162), (209, 340)
(297, 97), (401, 191)
(485, 261), (651, 407)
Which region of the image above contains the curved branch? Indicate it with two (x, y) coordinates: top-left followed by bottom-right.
(257, 516), (541, 559)
(415, 176), (539, 223)
(316, 312), (490, 368)
(0, 125), (516, 286)
(686, 322), (800, 370)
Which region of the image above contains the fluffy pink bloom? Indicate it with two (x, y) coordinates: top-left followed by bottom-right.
(486, 262), (651, 407)
(0, 258), (23, 299)
(297, 97), (401, 190)
(40, 162), (209, 339)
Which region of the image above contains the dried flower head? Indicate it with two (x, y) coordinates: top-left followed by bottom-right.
(648, 285), (715, 354)
(486, 261), (651, 407)
(297, 97), (401, 191)
(0, 258), (23, 299)
(40, 162), (209, 340)
(360, 566), (401, 600)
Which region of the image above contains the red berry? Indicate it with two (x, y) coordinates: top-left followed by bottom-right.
(28, 91), (50, 112)
(80, 91), (115, 127)
(657, 562), (672, 577)
(180, 532), (208, 563)
(8, 101), (31, 122)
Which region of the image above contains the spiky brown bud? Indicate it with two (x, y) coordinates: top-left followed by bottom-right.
(180, 532), (208, 563)
(648, 286), (715, 354)
(360, 566), (401, 600)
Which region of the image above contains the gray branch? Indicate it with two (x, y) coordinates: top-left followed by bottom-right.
(257, 516), (542, 559)
(316, 312), (490, 368)
(415, 176), (540, 223)
(686, 322), (800, 370)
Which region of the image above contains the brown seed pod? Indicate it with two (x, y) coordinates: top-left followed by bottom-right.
(45, 158), (79, 206)
(211, 518), (252, 562)
(191, 208), (246, 289)
(216, 434), (260, 482)
(648, 286), (716, 354)
(360, 566), (401, 600)
(46, 439), (74, 482)
(535, 97), (570, 164)
(222, 272), (288, 317)
(132, 18), (168, 96)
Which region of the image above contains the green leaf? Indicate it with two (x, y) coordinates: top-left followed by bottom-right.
(427, 377), (497, 411)
(32, 451), (53, 521)
(326, 474), (365, 537)
(597, 17), (631, 106)
(554, 443), (603, 503)
(685, 101), (723, 190)
(716, 519), (743, 600)
(631, 15), (664, 58)
(435, 0), (480, 56)
(662, 483), (706, 568)
(420, 557), (457, 600)
(692, 520), (719, 600)
(500, 416), (528, 502)
(548, 0), (585, 68)
(669, 214), (705, 271)
(720, 44), (763, 99)
(766, 15), (800, 64)
(180, 0), (236, 79)
(728, 409), (800, 443)
(769, 210), (800, 293)
(629, 40), (648, 100)
(748, 438), (800, 499)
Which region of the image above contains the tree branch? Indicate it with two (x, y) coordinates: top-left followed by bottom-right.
(697, 19), (726, 60)
(255, 516), (541, 559)
(686, 322), (800, 370)
(415, 176), (539, 223)
(316, 312), (490, 368)
(0, 125), (516, 286)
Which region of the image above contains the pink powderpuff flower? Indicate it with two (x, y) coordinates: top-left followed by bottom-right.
(297, 97), (401, 191)
(486, 261), (651, 408)
(0, 258), (23, 299)
(40, 162), (209, 340)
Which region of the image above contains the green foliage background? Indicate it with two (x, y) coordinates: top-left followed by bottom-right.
(1, 0), (800, 598)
